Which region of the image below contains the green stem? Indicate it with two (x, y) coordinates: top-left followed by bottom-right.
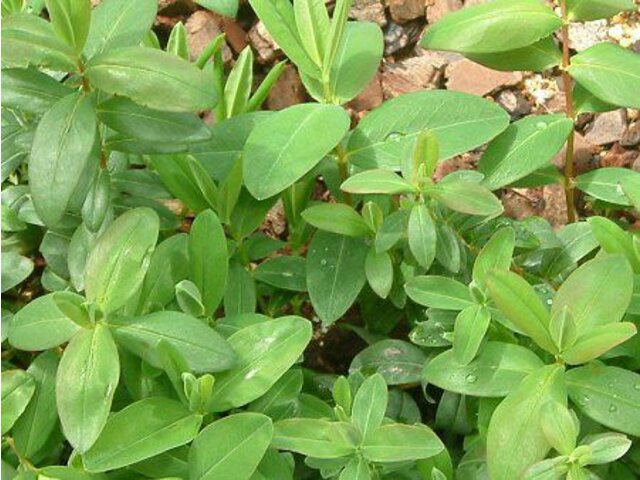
(336, 143), (352, 206)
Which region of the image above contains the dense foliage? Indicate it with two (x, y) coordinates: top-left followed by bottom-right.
(2, 0), (640, 479)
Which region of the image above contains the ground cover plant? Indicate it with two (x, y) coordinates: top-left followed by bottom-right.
(1, 0), (640, 478)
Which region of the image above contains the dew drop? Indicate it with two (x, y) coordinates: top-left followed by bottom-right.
(634, 384), (640, 391)
(465, 374), (477, 383)
(579, 394), (590, 405)
(320, 259), (328, 266)
(609, 404), (618, 413)
(536, 121), (548, 129)
(385, 132), (404, 142)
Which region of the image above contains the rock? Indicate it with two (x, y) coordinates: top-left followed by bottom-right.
(426, 0), (463, 24)
(633, 156), (640, 173)
(381, 55), (444, 98)
(502, 188), (543, 221)
(220, 17), (248, 54)
(446, 59), (522, 96)
(351, 0), (387, 26)
(186, 10), (231, 62)
(600, 144), (639, 168)
(266, 65), (306, 111)
(248, 21), (280, 64)
(347, 73), (384, 112)
(552, 133), (595, 174)
(584, 109), (627, 145)
(384, 21), (423, 55)
(433, 153), (478, 182)
(621, 122), (640, 147)
(386, 0), (427, 23)
(568, 20), (608, 51)
(495, 89), (532, 120)
(542, 184), (568, 228)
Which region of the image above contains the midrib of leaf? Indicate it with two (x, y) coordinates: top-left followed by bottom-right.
(567, 380), (639, 409)
(97, 223), (138, 306)
(199, 421), (269, 478)
(94, 0), (140, 56)
(115, 322), (224, 356)
(76, 328), (101, 449)
(325, 234), (348, 318)
(18, 358), (56, 456)
(98, 108), (187, 129)
(51, 94), (84, 188)
(561, 263), (616, 327)
(572, 61), (640, 82)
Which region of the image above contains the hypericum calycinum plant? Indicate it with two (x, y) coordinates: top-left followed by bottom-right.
(2, 0), (640, 479)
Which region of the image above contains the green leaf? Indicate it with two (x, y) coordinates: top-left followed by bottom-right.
(421, 0), (561, 54)
(83, 0), (157, 58)
(588, 216), (640, 272)
(575, 167), (640, 206)
(405, 275), (473, 310)
(350, 339), (427, 385)
(243, 103), (350, 200)
(540, 401), (578, 455)
(573, 82), (617, 114)
(341, 169), (417, 195)
(408, 204), (437, 269)
(549, 307), (578, 352)
(110, 311), (237, 373)
(567, 0), (635, 21)
(347, 90), (509, 170)
(86, 46), (216, 112)
(224, 46), (253, 117)
(224, 261), (257, 315)
(248, 0), (319, 77)
(1, 252), (34, 292)
(208, 316), (312, 411)
(340, 457), (371, 480)
(569, 43), (640, 109)
(195, 0), (239, 17)
(351, 373), (387, 439)
(479, 114), (574, 190)
(189, 413), (273, 480)
(423, 342), (543, 397)
(83, 397), (202, 472)
(487, 270), (556, 353)
(167, 21), (189, 60)
(427, 180), (503, 216)
(584, 433), (632, 465)
(307, 231), (367, 324)
(12, 351), (60, 459)
(361, 424), (444, 462)
(302, 203), (372, 237)
(467, 36), (562, 72)
(566, 364), (640, 437)
(254, 256), (307, 292)
(85, 207), (159, 313)
(365, 249), (393, 299)
(98, 97), (211, 144)
(56, 324), (120, 453)
(1, 370), (35, 434)
(294, 0), (329, 66)
(45, 0), (91, 52)
(9, 292), (81, 350)
(1, 14), (77, 71)
(273, 419), (357, 459)
(153, 154), (218, 213)
(452, 305), (491, 365)
(551, 255), (633, 331)
(2, 68), (73, 114)
(30, 92), (97, 227)
(487, 365), (566, 480)
(561, 322), (636, 364)
(188, 209), (228, 316)
(472, 227), (515, 290)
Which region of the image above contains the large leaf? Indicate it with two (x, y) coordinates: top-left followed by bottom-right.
(302, 203), (372, 237)
(83, 397), (202, 472)
(479, 114), (573, 190)
(9, 292), (81, 351)
(350, 339), (427, 385)
(487, 365), (566, 480)
(84, 207), (159, 313)
(208, 316), (312, 411)
(1, 14), (77, 71)
(567, 0), (635, 21)
(575, 167), (640, 206)
(188, 209), (228, 316)
(56, 324), (120, 453)
(566, 364), (640, 437)
(29, 92), (97, 227)
(551, 255), (633, 332)
(84, 0), (157, 58)
(361, 424), (444, 462)
(110, 311), (237, 373)
(1, 370), (35, 434)
(273, 419), (357, 458)
(346, 90), (509, 169)
(405, 275), (473, 310)
(1, 252), (34, 292)
(189, 413), (273, 480)
(45, 0), (91, 52)
(421, 0), (561, 54)
(86, 46), (216, 112)
(307, 231), (367, 324)
(2, 68), (73, 114)
(467, 36), (562, 72)
(423, 342), (543, 397)
(243, 103), (350, 200)
(569, 43), (640, 109)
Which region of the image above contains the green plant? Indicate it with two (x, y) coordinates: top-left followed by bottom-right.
(2, 0), (640, 479)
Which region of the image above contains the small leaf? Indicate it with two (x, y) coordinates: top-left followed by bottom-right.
(350, 339), (427, 385)
(361, 424), (444, 462)
(549, 306), (578, 352)
(560, 322), (636, 365)
(351, 373), (387, 439)
(405, 275), (473, 310)
(45, 0), (91, 52)
(255, 256), (307, 292)
(453, 305), (491, 365)
(341, 169), (417, 195)
(467, 36), (562, 72)
(1, 370), (35, 434)
(584, 433), (632, 465)
(302, 203), (372, 237)
(189, 413), (273, 480)
(83, 397), (202, 472)
(575, 167), (640, 206)
(567, 0), (635, 22)
(273, 419), (357, 459)
(224, 46), (253, 117)
(408, 204), (437, 269)
(472, 227), (515, 290)
(1, 252), (34, 292)
(2, 67), (73, 114)
(365, 248), (393, 299)
(540, 401), (578, 455)
(427, 180), (503, 216)
(195, 0), (239, 17)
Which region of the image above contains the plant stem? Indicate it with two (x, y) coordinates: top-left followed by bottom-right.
(335, 143), (352, 205)
(560, 0), (577, 223)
